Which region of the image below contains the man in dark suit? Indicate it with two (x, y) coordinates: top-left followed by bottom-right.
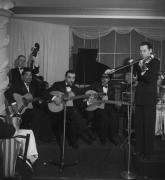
(0, 116), (16, 139)
(133, 41), (160, 160)
(86, 73), (119, 145)
(5, 68), (53, 142)
(44, 70), (93, 148)
(9, 54), (40, 87)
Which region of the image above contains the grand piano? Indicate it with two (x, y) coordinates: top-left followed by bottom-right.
(75, 48), (111, 85)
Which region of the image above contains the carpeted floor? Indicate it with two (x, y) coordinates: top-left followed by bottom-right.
(0, 135), (165, 180)
(32, 136), (165, 180)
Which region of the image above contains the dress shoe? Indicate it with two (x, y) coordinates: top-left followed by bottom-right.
(87, 130), (96, 141)
(143, 155), (151, 161)
(118, 134), (125, 143)
(100, 137), (107, 145)
(71, 142), (79, 149)
(133, 152), (145, 160)
(81, 134), (93, 144)
(110, 137), (120, 146)
(69, 140), (79, 149)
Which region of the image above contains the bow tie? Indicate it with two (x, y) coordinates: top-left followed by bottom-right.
(66, 85), (72, 89)
(102, 85), (108, 88)
(25, 82), (30, 86)
(66, 85), (72, 92)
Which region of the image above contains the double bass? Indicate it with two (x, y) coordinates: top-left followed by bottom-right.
(27, 43), (42, 83)
(27, 42), (40, 71)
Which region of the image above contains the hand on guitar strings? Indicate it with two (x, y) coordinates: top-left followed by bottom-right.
(11, 102), (19, 115)
(52, 96), (62, 105)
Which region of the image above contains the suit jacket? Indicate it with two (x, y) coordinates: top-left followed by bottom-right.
(9, 67), (40, 86)
(9, 67), (22, 86)
(0, 116), (15, 139)
(134, 58), (160, 105)
(87, 81), (116, 101)
(5, 80), (39, 105)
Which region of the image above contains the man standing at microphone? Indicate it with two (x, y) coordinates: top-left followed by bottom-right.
(133, 41), (160, 160)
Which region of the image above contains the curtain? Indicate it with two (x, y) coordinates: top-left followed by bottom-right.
(8, 19), (70, 85)
(71, 26), (165, 41)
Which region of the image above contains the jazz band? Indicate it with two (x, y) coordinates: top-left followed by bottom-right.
(3, 41), (163, 161)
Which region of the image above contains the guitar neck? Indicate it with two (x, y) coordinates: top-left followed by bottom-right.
(29, 97), (40, 103)
(97, 100), (129, 105)
(70, 94), (90, 101)
(69, 92), (105, 101)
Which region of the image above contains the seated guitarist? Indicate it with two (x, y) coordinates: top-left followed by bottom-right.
(85, 72), (120, 145)
(43, 70), (93, 149)
(5, 68), (53, 142)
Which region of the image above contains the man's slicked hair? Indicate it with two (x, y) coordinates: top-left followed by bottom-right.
(140, 41), (153, 50)
(17, 54), (26, 60)
(65, 70), (75, 77)
(22, 67), (32, 76)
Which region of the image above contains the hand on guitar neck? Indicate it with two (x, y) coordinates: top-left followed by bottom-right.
(11, 102), (19, 115)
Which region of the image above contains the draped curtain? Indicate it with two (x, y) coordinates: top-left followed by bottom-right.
(70, 26), (165, 72)
(71, 26), (165, 41)
(8, 19), (70, 85)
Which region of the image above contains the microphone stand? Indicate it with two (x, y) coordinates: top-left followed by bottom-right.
(120, 62), (136, 179)
(160, 98), (165, 141)
(43, 101), (78, 174)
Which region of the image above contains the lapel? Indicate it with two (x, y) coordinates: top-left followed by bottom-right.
(63, 81), (78, 95)
(21, 82), (29, 94)
(29, 83), (36, 97)
(96, 82), (103, 92)
(107, 82), (111, 95)
(62, 81), (67, 93)
(16, 67), (22, 77)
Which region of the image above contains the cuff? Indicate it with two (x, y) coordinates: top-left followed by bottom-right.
(11, 102), (17, 106)
(51, 96), (56, 101)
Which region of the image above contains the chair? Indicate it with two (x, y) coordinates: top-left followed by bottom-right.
(0, 134), (30, 179)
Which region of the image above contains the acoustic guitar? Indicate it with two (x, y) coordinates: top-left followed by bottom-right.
(86, 90), (130, 111)
(13, 93), (41, 114)
(48, 90), (104, 113)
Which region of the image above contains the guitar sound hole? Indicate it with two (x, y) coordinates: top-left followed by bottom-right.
(22, 97), (28, 106)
